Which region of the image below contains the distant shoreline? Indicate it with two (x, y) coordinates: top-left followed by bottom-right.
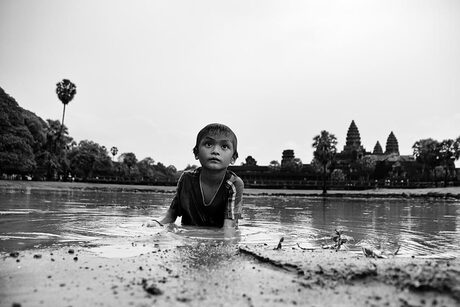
(1, 180), (460, 199)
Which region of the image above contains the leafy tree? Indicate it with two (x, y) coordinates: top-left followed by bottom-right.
(0, 88), (37, 175)
(312, 130), (338, 194)
(137, 157), (156, 179)
(184, 164), (199, 171)
(110, 146), (118, 161)
(355, 156), (376, 181)
(284, 157), (303, 172)
(244, 155), (257, 166)
(119, 152), (138, 176)
(268, 160), (280, 170)
(56, 79), (76, 141)
(412, 138), (439, 181)
(166, 165), (177, 176)
(68, 140), (112, 179)
(437, 138), (460, 185)
(331, 169), (346, 182)
(0, 134), (36, 175)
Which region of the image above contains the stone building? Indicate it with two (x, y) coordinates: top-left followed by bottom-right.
(336, 120), (368, 161)
(373, 141), (383, 155)
(281, 149), (295, 168)
(335, 120), (414, 180)
(385, 131), (399, 155)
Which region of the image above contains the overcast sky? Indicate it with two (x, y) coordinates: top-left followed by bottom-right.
(1, 0), (459, 169)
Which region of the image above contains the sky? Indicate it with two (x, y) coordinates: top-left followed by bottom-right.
(1, 0), (459, 170)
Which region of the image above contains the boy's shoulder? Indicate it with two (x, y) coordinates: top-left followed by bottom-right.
(178, 169), (200, 181)
(225, 170), (244, 189)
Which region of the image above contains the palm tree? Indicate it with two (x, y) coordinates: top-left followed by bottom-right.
(312, 130), (338, 194)
(56, 79), (76, 140)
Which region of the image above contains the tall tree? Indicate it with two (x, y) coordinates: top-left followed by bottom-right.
(56, 79), (76, 141)
(412, 138), (439, 181)
(437, 138), (460, 186)
(44, 119), (74, 180)
(312, 130), (337, 194)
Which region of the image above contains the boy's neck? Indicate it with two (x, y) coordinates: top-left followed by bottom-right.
(200, 167), (227, 185)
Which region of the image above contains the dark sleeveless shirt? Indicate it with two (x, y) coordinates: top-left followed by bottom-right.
(167, 168), (244, 227)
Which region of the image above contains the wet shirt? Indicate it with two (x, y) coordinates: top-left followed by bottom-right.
(167, 168), (244, 227)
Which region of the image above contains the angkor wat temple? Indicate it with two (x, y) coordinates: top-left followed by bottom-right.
(336, 120), (406, 160)
(230, 120), (418, 189)
(334, 120), (414, 181)
(338, 120), (412, 160)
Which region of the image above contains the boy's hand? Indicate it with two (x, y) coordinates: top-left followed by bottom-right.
(223, 218), (238, 239)
(145, 219), (164, 227)
(223, 218), (237, 228)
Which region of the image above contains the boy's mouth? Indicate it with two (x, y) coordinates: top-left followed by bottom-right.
(208, 158), (221, 162)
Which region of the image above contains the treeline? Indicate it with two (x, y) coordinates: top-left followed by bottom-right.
(0, 87), (178, 182)
(2, 85), (459, 187)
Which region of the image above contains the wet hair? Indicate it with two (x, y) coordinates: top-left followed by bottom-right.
(193, 123), (238, 160)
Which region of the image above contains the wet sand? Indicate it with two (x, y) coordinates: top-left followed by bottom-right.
(2, 242), (460, 307)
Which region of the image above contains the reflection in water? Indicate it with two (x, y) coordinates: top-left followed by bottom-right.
(0, 188), (459, 258)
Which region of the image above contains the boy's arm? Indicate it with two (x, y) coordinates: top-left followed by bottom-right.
(223, 218), (237, 228)
(158, 173), (184, 225)
(223, 175), (244, 229)
(160, 208), (177, 224)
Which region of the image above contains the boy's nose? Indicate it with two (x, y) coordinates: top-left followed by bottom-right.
(211, 146), (220, 154)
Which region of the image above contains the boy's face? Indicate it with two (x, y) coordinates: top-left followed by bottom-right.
(196, 133), (235, 171)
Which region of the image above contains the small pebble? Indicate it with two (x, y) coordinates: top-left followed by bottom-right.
(33, 254), (42, 259)
(68, 249), (75, 254)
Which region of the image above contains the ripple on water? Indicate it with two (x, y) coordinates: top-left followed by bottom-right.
(1, 189), (460, 257)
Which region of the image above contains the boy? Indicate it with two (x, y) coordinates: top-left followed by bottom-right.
(159, 123), (244, 229)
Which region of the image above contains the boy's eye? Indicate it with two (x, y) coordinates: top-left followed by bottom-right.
(204, 142), (213, 147)
(221, 144), (229, 150)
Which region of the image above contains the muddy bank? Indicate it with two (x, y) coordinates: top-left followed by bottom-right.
(1, 180), (460, 199)
(240, 245), (460, 304)
(2, 242), (459, 307)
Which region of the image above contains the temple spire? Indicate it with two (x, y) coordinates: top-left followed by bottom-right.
(385, 131), (399, 155)
(343, 120), (361, 152)
(373, 141), (383, 155)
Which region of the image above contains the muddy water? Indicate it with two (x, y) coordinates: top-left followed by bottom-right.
(0, 187), (459, 258)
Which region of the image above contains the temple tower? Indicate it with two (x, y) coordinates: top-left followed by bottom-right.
(373, 141), (383, 155)
(281, 149), (295, 168)
(385, 132), (399, 155)
(343, 120), (362, 152)
(338, 120), (366, 160)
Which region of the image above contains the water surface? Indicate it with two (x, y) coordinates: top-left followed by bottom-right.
(1, 187), (459, 258)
